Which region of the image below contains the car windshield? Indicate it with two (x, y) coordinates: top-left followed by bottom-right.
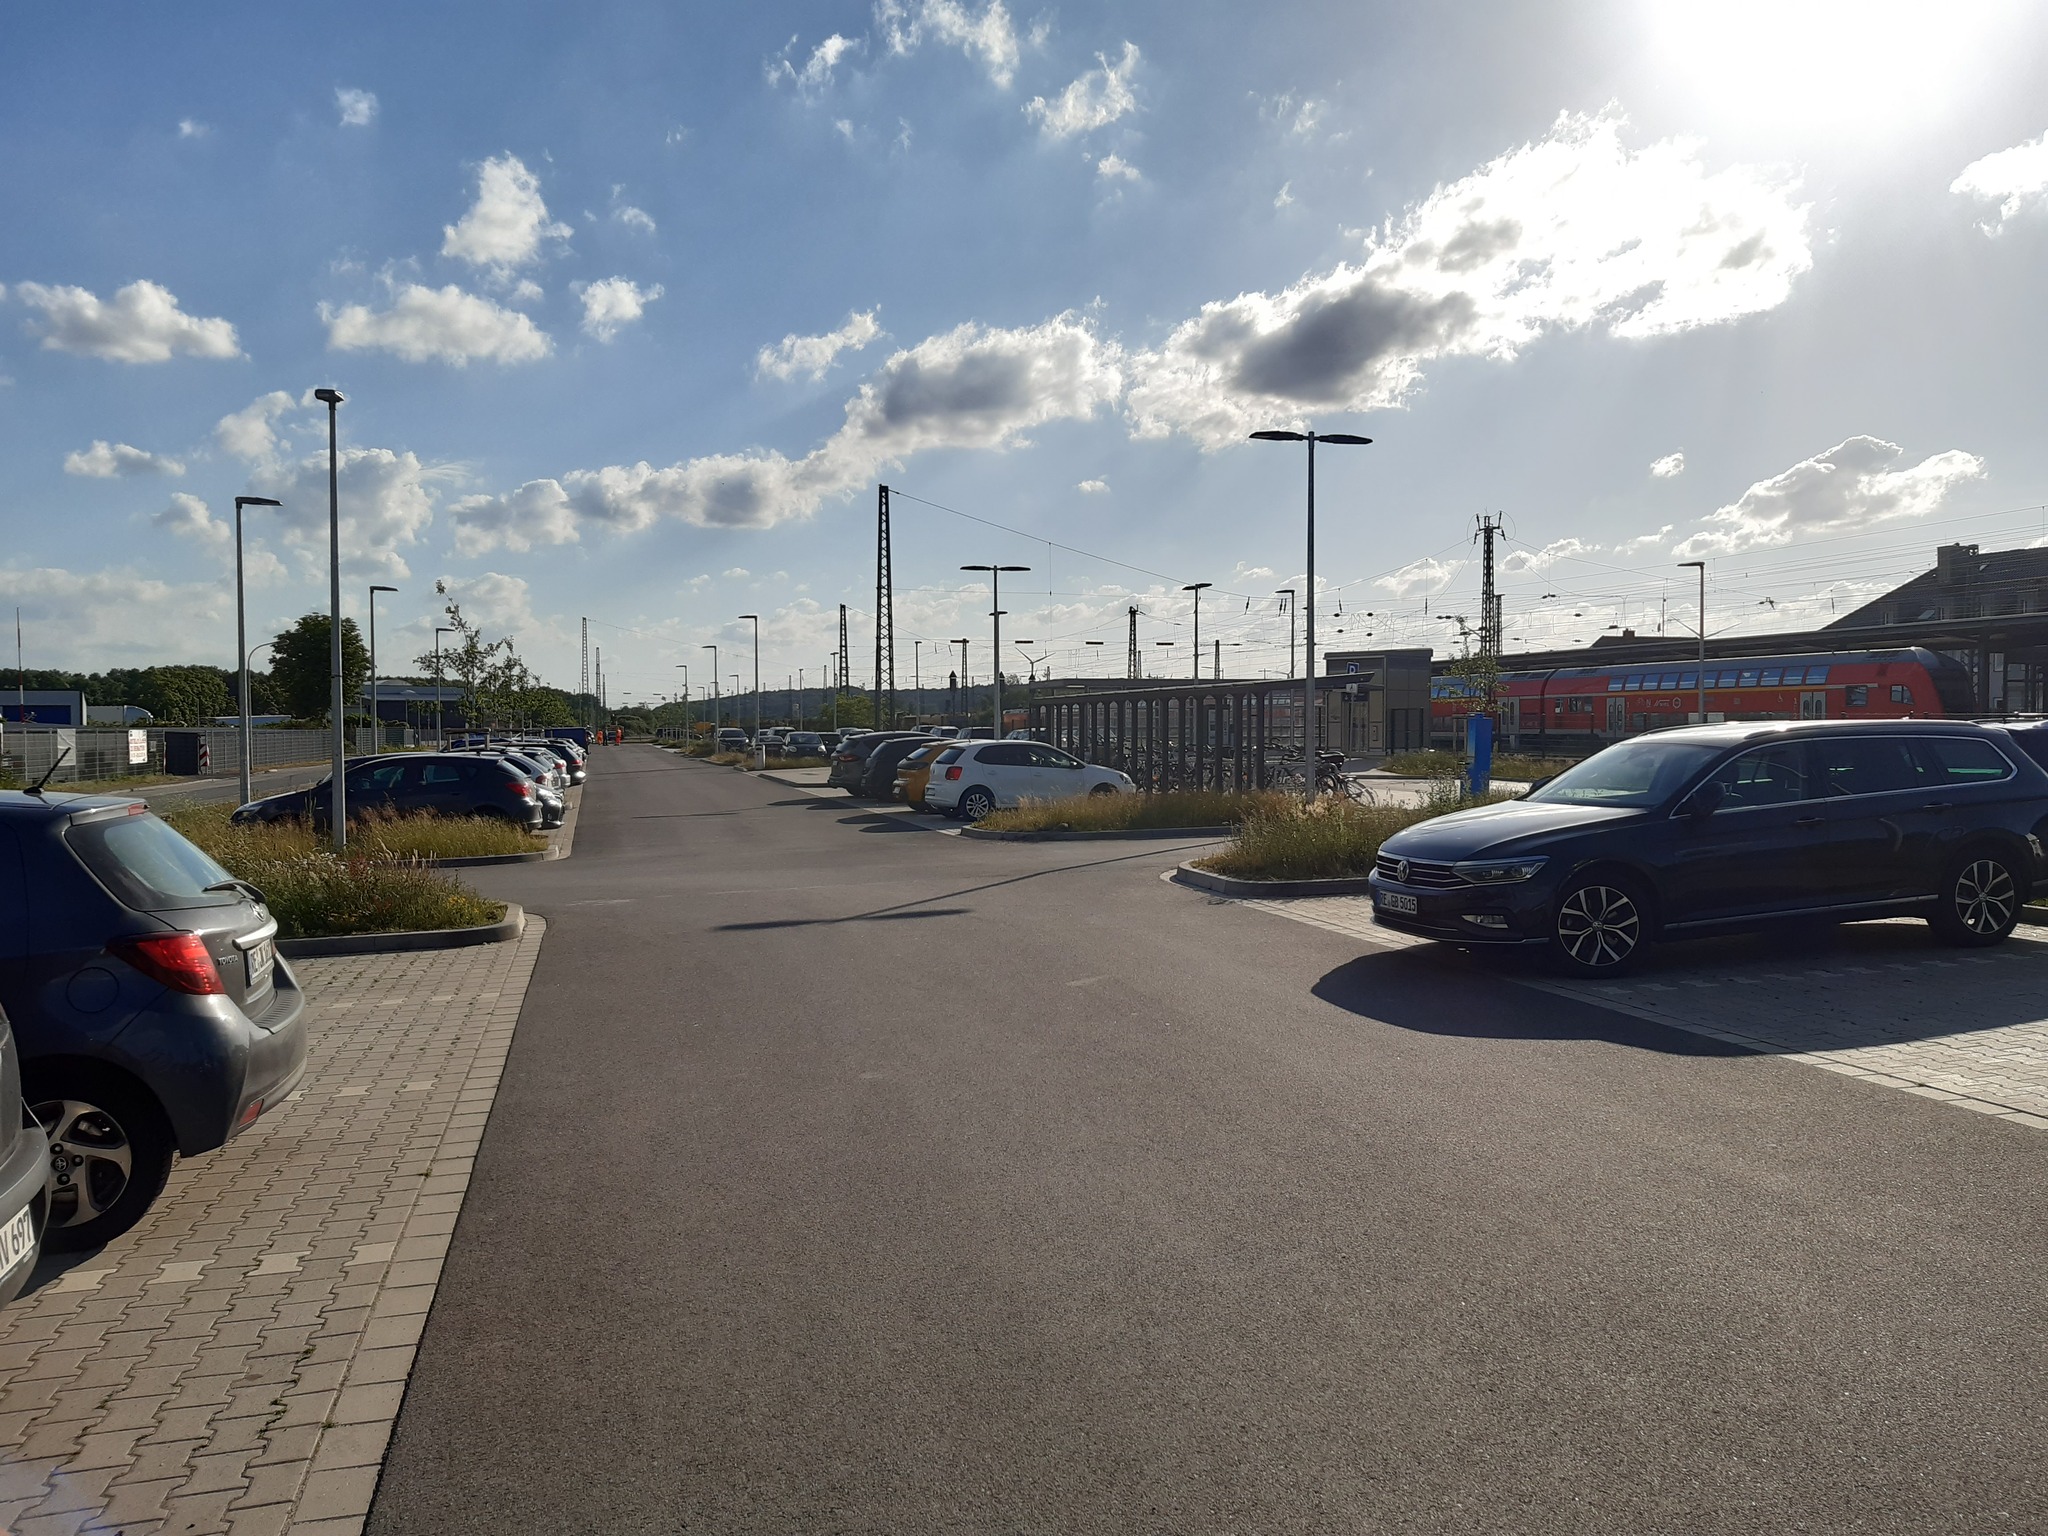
(66, 808), (243, 912)
(1523, 739), (1723, 808)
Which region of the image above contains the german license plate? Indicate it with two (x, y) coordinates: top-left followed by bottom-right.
(0, 1202), (34, 1275)
(245, 938), (275, 990)
(1378, 891), (1418, 914)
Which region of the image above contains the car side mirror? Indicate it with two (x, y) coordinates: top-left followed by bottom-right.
(1682, 782), (1725, 819)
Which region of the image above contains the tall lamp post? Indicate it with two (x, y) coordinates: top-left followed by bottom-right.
(739, 615), (762, 764)
(702, 645), (719, 734)
(232, 494), (281, 808)
(961, 564), (1028, 734)
(952, 639), (969, 719)
(1679, 560), (1707, 723)
(1249, 428), (1372, 789)
(1086, 639), (1105, 674)
(433, 626), (454, 747)
(367, 584), (396, 752)
(676, 664), (690, 744)
(1181, 582), (1212, 680)
(312, 387), (347, 849)
(1277, 589), (1297, 680)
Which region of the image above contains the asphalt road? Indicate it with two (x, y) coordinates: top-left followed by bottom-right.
(369, 744), (2048, 1535)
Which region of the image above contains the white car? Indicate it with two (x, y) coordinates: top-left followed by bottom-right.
(924, 740), (1137, 821)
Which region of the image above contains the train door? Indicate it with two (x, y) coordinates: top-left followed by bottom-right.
(1800, 691), (1826, 719)
(1606, 696), (1626, 736)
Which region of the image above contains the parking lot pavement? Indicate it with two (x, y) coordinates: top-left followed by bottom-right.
(0, 923), (543, 1536)
(1232, 894), (2048, 1131)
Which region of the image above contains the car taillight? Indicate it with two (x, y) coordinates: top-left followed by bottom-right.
(114, 933), (224, 995)
(945, 765), (963, 780)
(509, 779), (531, 797)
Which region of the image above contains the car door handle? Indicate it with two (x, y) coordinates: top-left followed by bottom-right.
(1923, 801), (1953, 810)
(1795, 815), (1823, 825)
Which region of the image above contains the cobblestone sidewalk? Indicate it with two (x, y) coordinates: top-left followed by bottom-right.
(0, 921), (544, 1536)
(1229, 893), (2048, 1132)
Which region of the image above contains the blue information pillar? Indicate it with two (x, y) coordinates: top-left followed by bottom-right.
(1466, 713), (1494, 798)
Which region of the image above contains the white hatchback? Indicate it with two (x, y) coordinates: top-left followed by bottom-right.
(924, 741), (1137, 820)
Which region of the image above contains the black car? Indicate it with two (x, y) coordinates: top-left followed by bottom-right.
(233, 753), (545, 830)
(1, 791), (309, 1247)
(826, 732), (927, 798)
(1369, 721), (2048, 976)
(0, 1003), (49, 1304)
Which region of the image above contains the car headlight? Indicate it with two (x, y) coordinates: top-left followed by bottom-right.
(1452, 857), (1548, 884)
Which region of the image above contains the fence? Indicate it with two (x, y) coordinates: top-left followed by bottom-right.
(1030, 681), (1326, 793)
(0, 726), (349, 784)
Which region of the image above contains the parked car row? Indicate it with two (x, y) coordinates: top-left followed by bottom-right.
(231, 736), (586, 831)
(1371, 719), (2048, 976)
(825, 730), (1136, 819)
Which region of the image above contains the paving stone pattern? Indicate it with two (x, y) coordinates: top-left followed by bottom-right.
(0, 922), (544, 1536)
(1239, 895), (2048, 1131)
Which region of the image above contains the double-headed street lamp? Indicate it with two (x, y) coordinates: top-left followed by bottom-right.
(1181, 582), (1212, 680)
(367, 584), (396, 752)
(1277, 588), (1297, 679)
(232, 494), (282, 808)
(961, 565), (1028, 734)
(312, 387), (347, 849)
(702, 645), (719, 731)
(1249, 428), (1372, 786)
(739, 615), (762, 762)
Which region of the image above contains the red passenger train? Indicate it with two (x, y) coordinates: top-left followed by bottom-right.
(1430, 646), (1978, 750)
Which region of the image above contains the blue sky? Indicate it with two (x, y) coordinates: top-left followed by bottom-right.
(6, 0), (2048, 706)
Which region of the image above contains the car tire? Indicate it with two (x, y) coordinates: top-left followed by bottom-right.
(25, 1067), (176, 1253)
(1088, 783), (1118, 797)
(1548, 871), (1652, 978)
(1929, 847), (2023, 947)
(959, 786), (996, 822)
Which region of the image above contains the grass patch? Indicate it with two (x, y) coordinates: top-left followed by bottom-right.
(705, 753), (828, 770)
(1197, 782), (1514, 882)
(159, 802), (510, 939)
(976, 789), (1293, 833)
(1381, 749), (1582, 782)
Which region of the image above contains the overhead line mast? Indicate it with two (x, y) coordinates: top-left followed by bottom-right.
(875, 484), (895, 729)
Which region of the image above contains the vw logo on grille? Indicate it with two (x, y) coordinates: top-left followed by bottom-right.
(1395, 859), (1410, 884)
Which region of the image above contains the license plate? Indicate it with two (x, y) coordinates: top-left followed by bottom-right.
(1378, 891), (1418, 914)
(245, 938), (275, 990)
(0, 1202), (35, 1275)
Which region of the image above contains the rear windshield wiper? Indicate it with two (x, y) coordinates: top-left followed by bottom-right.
(203, 877), (270, 904)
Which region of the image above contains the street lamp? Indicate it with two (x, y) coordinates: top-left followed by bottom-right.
(433, 627), (454, 747)
(702, 645), (719, 732)
(1277, 589), (1297, 680)
(1679, 560), (1707, 722)
(1013, 640), (1046, 684)
(1153, 640), (1175, 680)
(367, 584), (396, 753)
(232, 495), (281, 808)
(1085, 639), (1105, 675)
(312, 387), (346, 849)
(961, 565), (1029, 735)
(1181, 582), (1212, 680)
(676, 664), (690, 744)
(739, 616), (762, 763)
(1249, 428), (1372, 789)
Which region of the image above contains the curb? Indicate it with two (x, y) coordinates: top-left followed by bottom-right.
(963, 824), (1235, 842)
(428, 850), (548, 868)
(278, 903), (525, 958)
(1171, 862), (1377, 898)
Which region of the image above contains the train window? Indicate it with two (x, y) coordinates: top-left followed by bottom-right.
(1845, 685), (1869, 707)
(1890, 684), (1913, 705)
(1659, 672), (1680, 689)
(1760, 669), (1782, 686)
(1781, 667), (1804, 685)
(1608, 676), (1623, 692)
(1678, 672), (1697, 688)
(1738, 669), (1761, 686)
(1806, 666), (1828, 684)
(1623, 674), (1641, 691)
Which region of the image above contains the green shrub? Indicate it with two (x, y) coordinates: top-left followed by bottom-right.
(1382, 749), (1581, 782)
(1198, 783), (1513, 882)
(977, 789), (1292, 833)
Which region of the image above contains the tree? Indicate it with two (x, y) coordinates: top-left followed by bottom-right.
(132, 666), (232, 725)
(269, 614), (369, 722)
(416, 584), (561, 730)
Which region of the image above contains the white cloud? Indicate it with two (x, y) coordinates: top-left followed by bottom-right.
(433, 571), (539, 635)
(440, 154), (571, 277)
(65, 440), (185, 478)
(1274, 181), (1294, 208)
(755, 309), (883, 381)
(1374, 557), (1464, 598)
(177, 118), (209, 139)
(450, 313), (1121, 549)
(1126, 108), (1812, 446)
(876, 0), (1021, 88)
(323, 283), (553, 365)
(614, 205), (657, 234)
(13, 280), (241, 363)
(216, 390), (299, 462)
(1076, 478), (1108, 494)
(1025, 41), (1138, 138)
(0, 562), (235, 666)
(336, 88), (378, 127)
(1615, 524), (1674, 553)
(247, 446), (450, 581)
(448, 481), (580, 556)
(1673, 437), (1986, 559)
(1951, 130), (2048, 230)
(153, 492), (230, 548)
(723, 567), (751, 579)
(1096, 153), (1140, 183)
(578, 277), (663, 342)
(769, 33), (860, 97)
(1650, 451), (1686, 478)
(1502, 537), (1593, 573)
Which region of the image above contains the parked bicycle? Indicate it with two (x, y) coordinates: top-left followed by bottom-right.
(1262, 750), (1376, 804)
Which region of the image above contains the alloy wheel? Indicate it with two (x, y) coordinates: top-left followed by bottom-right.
(1954, 859), (2017, 936)
(32, 1099), (135, 1230)
(1556, 884), (1642, 970)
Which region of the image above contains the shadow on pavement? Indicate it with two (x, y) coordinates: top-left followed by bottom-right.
(721, 907), (972, 931)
